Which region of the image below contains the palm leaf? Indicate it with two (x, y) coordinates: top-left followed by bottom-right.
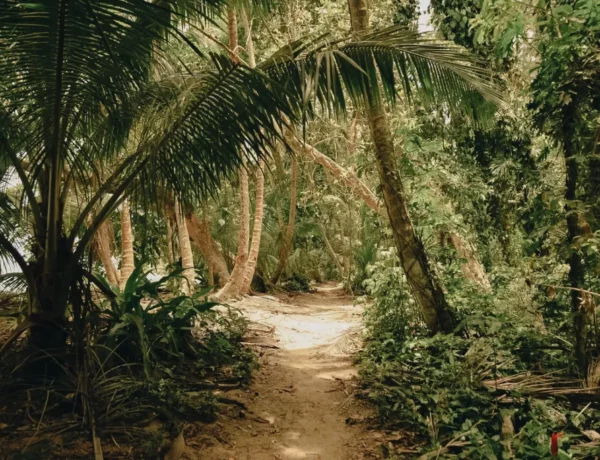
(259, 25), (505, 120)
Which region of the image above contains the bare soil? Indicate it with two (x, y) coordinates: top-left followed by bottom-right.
(194, 283), (384, 460)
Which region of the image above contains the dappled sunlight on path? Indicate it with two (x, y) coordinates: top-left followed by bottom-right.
(197, 283), (380, 460)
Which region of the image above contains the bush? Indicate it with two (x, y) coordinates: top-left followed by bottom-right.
(358, 253), (600, 458)
(281, 273), (312, 292)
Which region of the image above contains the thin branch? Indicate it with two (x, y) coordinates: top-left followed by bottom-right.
(538, 283), (600, 300)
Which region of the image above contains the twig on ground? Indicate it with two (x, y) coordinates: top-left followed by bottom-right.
(22, 390), (50, 453)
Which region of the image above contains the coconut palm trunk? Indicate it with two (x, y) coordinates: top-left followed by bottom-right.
(92, 219), (120, 286)
(174, 199), (195, 295)
(214, 166), (250, 300)
(239, 9), (264, 295)
(271, 156), (298, 284)
(119, 200), (135, 290)
(185, 211), (230, 287)
(347, 0), (455, 334)
(241, 163), (265, 293)
(212, 13), (253, 300)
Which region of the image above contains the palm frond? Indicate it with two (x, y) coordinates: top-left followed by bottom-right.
(0, 272), (27, 293)
(72, 57), (297, 260)
(0, 0), (227, 195)
(259, 25), (505, 120)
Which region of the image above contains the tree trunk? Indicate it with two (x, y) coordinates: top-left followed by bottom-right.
(91, 218), (120, 286)
(227, 7), (239, 64)
(238, 8), (264, 295)
(119, 200), (134, 290)
(240, 7), (256, 68)
(166, 211), (175, 265)
(564, 107), (588, 372)
(271, 157), (298, 284)
(320, 222), (344, 277)
(214, 166), (250, 300)
(446, 232), (491, 291)
(174, 199), (195, 295)
(241, 163), (265, 294)
(185, 211), (230, 287)
(346, 113), (360, 156)
(347, 0), (455, 334)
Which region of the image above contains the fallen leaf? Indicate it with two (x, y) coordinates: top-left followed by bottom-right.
(583, 430), (600, 441)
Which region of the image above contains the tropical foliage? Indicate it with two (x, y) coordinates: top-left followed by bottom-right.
(1, 0), (600, 457)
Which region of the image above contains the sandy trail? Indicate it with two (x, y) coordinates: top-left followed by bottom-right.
(196, 283), (380, 460)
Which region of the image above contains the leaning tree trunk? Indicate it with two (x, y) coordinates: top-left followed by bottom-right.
(214, 166), (250, 300)
(174, 199), (195, 295)
(285, 131), (380, 212)
(289, 132), (490, 291)
(241, 163), (265, 294)
(271, 156), (298, 284)
(119, 200), (135, 290)
(185, 211), (230, 287)
(347, 0), (455, 334)
(91, 218), (120, 286)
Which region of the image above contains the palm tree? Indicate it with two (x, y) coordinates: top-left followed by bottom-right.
(174, 199), (195, 295)
(119, 200), (135, 290)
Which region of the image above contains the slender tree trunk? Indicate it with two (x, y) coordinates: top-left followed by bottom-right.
(241, 163), (265, 294)
(213, 9), (253, 301)
(91, 218), (120, 286)
(320, 222), (344, 277)
(185, 211), (230, 287)
(346, 113), (360, 156)
(347, 0), (455, 334)
(174, 199), (195, 295)
(564, 105), (588, 372)
(238, 8), (264, 295)
(271, 157), (298, 284)
(214, 166), (250, 300)
(119, 200), (134, 290)
(227, 7), (239, 64)
(240, 7), (256, 68)
(166, 212), (175, 265)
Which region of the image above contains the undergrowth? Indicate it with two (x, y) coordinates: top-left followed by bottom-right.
(0, 267), (256, 458)
(359, 252), (600, 459)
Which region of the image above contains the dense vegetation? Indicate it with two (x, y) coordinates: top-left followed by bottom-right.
(1, 0), (599, 458)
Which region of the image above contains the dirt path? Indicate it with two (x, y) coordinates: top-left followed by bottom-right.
(196, 284), (381, 460)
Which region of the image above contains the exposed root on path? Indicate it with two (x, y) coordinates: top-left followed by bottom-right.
(194, 283), (384, 460)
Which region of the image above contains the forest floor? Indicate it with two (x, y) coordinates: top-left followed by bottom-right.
(195, 283), (386, 460)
